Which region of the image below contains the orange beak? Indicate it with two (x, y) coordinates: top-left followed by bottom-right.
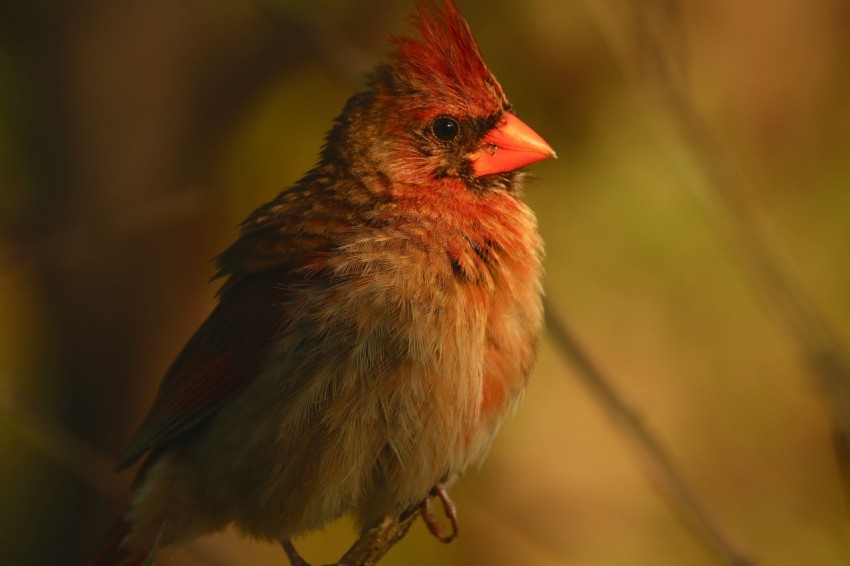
(470, 112), (556, 177)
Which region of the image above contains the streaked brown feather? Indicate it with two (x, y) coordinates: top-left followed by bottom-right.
(118, 268), (298, 469)
(94, 2), (547, 563)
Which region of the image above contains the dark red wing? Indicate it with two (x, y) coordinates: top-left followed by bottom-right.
(117, 270), (292, 470)
(117, 176), (344, 469)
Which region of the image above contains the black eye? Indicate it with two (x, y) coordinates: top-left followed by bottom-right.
(431, 116), (459, 142)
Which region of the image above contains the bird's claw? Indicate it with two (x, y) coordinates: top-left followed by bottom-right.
(281, 539), (312, 566)
(419, 484), (458, 543)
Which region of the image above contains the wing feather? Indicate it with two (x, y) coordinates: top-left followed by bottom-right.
(118, 177), (361, 469)
(117, 270), (294, 469)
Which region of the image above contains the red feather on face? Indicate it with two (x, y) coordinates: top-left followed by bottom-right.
(90, 1), (554, 564)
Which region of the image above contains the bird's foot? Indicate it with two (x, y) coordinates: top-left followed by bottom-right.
(419, 484), (458, 543)
(281, 539), (311, 566)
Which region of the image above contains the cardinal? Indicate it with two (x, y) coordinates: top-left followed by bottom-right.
(90, 0), (554, 564)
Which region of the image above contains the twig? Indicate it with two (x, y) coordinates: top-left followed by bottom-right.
(544, 299), (753, 566)
(0, 382), (127, 504)
(589, 0), (850, 521)
(0, 382), (230, 565)
(331, 513), (418, 566)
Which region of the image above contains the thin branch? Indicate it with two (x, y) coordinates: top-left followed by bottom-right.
(588, 0), (850, 518)
(331, 513), (418, 566)
(544, 299), (753, 566)
(0, 382), (127, 504)
(0, 381), (242, 565)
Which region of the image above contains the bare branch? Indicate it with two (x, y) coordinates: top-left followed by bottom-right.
(544, 300), (753, 566)
(0, 382), (127, 504)
(331, 513), (418, 566)
(587, 0), (850, 521)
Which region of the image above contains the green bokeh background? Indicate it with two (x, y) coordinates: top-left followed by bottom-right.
(2, 0), (850, 564)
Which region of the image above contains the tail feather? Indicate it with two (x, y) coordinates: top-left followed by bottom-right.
(87, 514), (149, 566)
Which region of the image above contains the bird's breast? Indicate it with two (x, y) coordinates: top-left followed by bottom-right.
(328, 202), (544, 484)
(185, 204), (544, 536)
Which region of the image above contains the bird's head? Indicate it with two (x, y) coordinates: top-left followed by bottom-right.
(324, 0), (555, 193)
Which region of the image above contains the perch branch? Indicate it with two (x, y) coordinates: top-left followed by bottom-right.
(330, 513), (418, 566)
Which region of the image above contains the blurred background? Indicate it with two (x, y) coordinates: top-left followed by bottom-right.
(2, 0), (850, 564)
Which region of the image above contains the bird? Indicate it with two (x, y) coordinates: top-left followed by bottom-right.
(89, 0), (554, 564)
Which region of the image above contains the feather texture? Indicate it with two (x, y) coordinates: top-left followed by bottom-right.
(90, 1), (551, 563)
